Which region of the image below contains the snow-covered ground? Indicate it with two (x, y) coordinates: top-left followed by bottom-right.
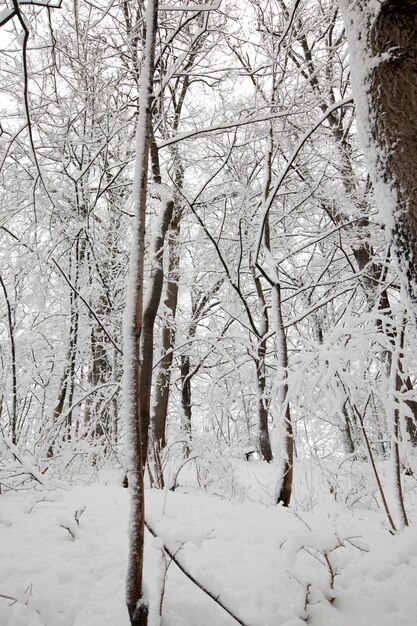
(1, 460), (416, 626)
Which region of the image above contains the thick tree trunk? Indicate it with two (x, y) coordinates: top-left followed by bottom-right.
(339, 0), (417, 446)
(340, 0), (417, 306)
(340, 0), (416, 529)
(369, 1), (417, 303)
(296, 12), (417, 447)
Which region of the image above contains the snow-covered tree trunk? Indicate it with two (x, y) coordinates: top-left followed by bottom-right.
(251, 268), (274, 462)
(123, 1), (158, 624)
(271, 281), (293, 507)
(339, 0), (417, 312)
(339, 0), (416, 529)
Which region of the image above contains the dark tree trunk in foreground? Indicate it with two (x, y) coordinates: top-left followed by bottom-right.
(369, 1), (417, 303)
(340, 0), (416, 528)
(340, 0), (417, 446)
(340, 0), (417, 308)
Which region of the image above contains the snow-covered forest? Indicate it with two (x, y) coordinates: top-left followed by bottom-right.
(1, 1), (416, 625)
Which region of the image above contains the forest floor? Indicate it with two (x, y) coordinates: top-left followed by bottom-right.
(1, 458), (416, 626)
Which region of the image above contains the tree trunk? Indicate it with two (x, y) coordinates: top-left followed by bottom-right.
(251, 270), (274, 462)
(369, 1), (417, 302)
(255, 346), (274, 463)
(273, 282), (293, 507)
(339, 0), (417, 448)
(0, 276), (17, 444)
(139, 180), (175, 467)
(290, 14), (416, 454)
(180, 354), (192, 458)
(340, 0), (417, 307)
(124, 1), (159, 624)
(152, 209), (181, 450)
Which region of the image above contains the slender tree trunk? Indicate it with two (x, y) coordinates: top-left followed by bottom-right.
(180, 354), (192, 458)
(341, 402), (355, 456)
(0, 276), (17, 445)
(66, 235), (84, 439)
(152, 209), (181, 450)
(255, 346), (273, 463)
(178, 318), (198, 459)
(139, 191), (175, 470)
(48, 254), (80, 454)
(124, 2), (159, 624)
(273, 282), (293, 507)
(251, 270), (273, 462)
(386, 319), (409, 528)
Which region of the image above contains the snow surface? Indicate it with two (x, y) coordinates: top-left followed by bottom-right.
(1, 461), (416, 626)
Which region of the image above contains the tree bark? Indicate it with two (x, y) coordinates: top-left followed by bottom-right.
(252, 271), (274, 462)
(369, 1), (417, 304)
(138, 191), (175, 471)
(340, 0), (417, 307)
(152, 208), (181, 450)
(339, 0), (417, 448)
(180, 354), (192, 458)
(124, 2), (159, 624)
(273, 282), (293, 507)
(0, 276), (17, 445)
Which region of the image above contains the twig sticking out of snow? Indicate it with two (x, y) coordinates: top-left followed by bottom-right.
(74, 507), (86, 526)
(145, 520), (251, 626)
(59, 522), (78, 541)
(0, 592), (17, 603)
(59, 507), (86, 540)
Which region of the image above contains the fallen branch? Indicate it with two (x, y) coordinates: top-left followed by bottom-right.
(145, 520), (250, 626)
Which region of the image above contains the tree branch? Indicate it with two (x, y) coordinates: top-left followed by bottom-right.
(145, 520), (250, 626)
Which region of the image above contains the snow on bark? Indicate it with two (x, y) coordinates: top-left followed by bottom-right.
(122, 1), (159, 624)
(339, 0), (417, 313)
(338, 1), (391, 226)
(270, 281), (293, 507)
(340, 0), (416, 531)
